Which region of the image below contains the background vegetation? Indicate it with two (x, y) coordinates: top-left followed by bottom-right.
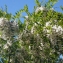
(0, 0), (63, 63)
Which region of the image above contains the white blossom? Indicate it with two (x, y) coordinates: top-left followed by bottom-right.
(45, 22), (51, 26)
(7, 40), (12, 46)
(41, 43), (44, 46)
(0, 35), (1, 37)
(35, 6), (46, 13)
(47, 30), (50, 33)
(39, 46), (42, 50)
(31, 26), (34, 34)
(25, 16), (28, 19)
(0, 18), (8, 27)
(0, 18), (19, 40)
(29, 46), (31, 49)
(3, 40), (12, 49)
(3, 44), (8, 49)
(1, 34), (7, 40)
(34, 23), (37, 26)
(0, 18), (3, 26)
(52, 25), (63, 34)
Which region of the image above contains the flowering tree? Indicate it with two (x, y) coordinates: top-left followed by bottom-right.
(0, 0), (63, 63)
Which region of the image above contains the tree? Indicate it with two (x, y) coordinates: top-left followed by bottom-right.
(0, 0), (63, 63)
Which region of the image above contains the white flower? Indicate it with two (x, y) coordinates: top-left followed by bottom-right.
(0, 18), (8, 27)
(31, 26), (34, 34)
(0, 35), (1, 37)
(7, 40), (12, 46)
(58, 26), (63, 31)
(3, 44), (8, 49)
(0, 18), (3, 26)
(10, 20), (18, 27)
(1, 34), (7, 40)
(41, 43), (44, 46)
(34, 23), (37, 26)
(29, 46), (31, 49)
(35, 6), (46, 13)
(45, 22), (51, 26)
(47, 30), (50, 33)
(52, 25), (63, 34)
(52, 25), (57, 30)
(25, 16), (28, 19)
(39, 46), (42, 50)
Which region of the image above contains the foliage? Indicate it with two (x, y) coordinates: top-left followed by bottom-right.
(0, 0), (63, 63)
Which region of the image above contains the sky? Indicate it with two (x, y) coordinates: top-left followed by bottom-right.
(0, 0), (35, 14)
(0, 0), (63, 21)
(0, 0), (63, 14)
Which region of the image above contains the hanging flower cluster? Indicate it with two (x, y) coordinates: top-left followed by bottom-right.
(0, 17), (19, 40)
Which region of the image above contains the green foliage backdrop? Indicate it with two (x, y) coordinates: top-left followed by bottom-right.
(0, 0), (63, 63)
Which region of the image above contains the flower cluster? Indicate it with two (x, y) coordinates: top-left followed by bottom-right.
(0, 18), (19, 40)
(42, 21), (63, 50)
(44, 21), (63, 36)
(3, 40), (12, 49)
(35, 6), (46, 13)
(35, 6), (54, 13)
